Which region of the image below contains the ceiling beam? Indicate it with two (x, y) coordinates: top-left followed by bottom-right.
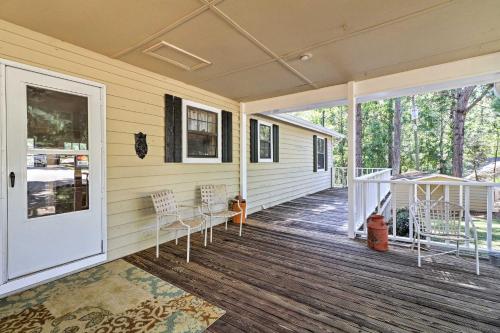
(243, 51), (500, 114)
(202, 0), (317, 89)
(112, 1), (220, 59)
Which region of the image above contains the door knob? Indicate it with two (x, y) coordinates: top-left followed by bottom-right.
(9, 172), (15, 187)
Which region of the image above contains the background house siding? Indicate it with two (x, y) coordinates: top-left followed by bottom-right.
(247, 115), (333, 214)
(0, 19), (240, 260)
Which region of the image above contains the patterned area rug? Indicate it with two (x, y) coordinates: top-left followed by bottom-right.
(0, 259), (225, 332)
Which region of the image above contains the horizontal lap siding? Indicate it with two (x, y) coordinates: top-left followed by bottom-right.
(247, 115), (332, 214)
(393, 183), (488, 211)
(0, 20), (240, 260)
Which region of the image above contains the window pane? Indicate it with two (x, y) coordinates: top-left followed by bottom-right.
(187, 133), (217, 158)
(318, 153), (325, 169)
(188, 119), (197, 131)
(260, 141), (271, 159)
(27, 154), (89, 218)
(188, 108), (198, 120)
(317, 138), (325, 152)
(259, 124), (271, 141)
(186, 106), (218, 158)
(27, 86), (88, 150)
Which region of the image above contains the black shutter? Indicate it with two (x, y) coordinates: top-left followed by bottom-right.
(222, 111), (233, 163)
(324, 137), (328, 171)
(165, 94), (182, 162)
(250, 119), (258, 163)
(272, 124), (279, 162)
(313, 135), (318, 172)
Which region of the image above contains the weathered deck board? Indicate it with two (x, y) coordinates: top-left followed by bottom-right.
(125, 188), (500, 332)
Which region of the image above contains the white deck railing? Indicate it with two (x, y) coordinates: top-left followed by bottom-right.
(333, 167), (389, 188)
(353, 169), (392, 230)
(353, 177), (500, 253)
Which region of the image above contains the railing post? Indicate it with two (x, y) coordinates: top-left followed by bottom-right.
(487, 186), (493, 252)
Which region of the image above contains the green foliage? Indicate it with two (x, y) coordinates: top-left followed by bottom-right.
(388, 208), (410, 237)
(293, 84), (498, 177)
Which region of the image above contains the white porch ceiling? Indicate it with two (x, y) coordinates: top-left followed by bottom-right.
(1, 0), (499, 101)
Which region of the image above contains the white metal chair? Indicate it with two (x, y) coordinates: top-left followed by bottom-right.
(200, 185), (243, 243)
(409, 200), (479, 275)
(151, 190), (206, 262)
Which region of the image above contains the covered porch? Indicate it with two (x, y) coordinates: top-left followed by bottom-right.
(127, 188), (500, 332)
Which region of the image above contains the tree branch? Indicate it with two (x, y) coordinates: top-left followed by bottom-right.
(466, 84), (493, 112)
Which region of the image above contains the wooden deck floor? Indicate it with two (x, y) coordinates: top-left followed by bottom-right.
(126, 188), (500, 333)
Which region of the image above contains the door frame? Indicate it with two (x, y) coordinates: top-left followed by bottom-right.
(0, 58), (107, 296)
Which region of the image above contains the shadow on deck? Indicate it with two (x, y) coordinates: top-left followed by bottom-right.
(126, 188), (500, 333)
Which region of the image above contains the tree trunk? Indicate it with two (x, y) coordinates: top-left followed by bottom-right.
(392, 98), (402, 175)
(438, 106), (446, 174)
(355, 103), (362, 169)
(452, 86), (475, 177)
(411, 96), (420, 171)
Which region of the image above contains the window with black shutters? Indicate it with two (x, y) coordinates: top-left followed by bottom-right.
(317, 137), (325, 170)
(187, 106), (218, 158)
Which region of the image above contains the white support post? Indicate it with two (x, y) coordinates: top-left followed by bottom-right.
(347, 81), (357, 238)
(487, 186), (493, 252)
(240, 104), (247, 216)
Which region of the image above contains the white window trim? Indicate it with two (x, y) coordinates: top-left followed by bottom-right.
(257, 120), (273, 163)
(316, 136), (326, 171)
(182, 99), (222, 164)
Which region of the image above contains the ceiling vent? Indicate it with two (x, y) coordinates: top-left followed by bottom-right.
(143, 41), (211, 71)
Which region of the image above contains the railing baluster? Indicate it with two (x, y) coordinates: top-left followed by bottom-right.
(392, 183), (397, 238)
(464, 185), (470, 248)
(444, 185), (450, 245)
(408, 185), (414, 242)
(487, 186), (493, 252)
(362, 182), (367, 235)
(377, 182), (381, 213)
(425, 184), (431, 245)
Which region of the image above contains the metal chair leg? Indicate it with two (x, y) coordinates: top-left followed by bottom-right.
(417, 237), (421, 267)
(456, 241), (459, 257)
(175, 230), (178, 245)
(475, 240), (480, 275)
(204, 222), (208, 247)
(225, 218), (228, 230)
(239, 212), (243, 237)
(210, 216), (213, 243)
(186, 226), (191, 263)
(156, 221), (160, 258)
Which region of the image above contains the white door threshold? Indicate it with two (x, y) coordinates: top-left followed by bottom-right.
(0, 253), (106, 298)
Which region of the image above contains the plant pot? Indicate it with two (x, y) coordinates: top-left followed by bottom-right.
(231, 200), (246, 224)
(367, 214), (389, 252)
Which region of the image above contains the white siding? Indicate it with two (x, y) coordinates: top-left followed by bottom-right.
(0, 19), (240, 260)
(247, 115), (333, 214)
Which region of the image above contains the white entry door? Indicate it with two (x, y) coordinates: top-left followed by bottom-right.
(6, 66), (103, 279)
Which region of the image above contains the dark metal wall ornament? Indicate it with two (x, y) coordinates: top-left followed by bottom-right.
(135, 132), (148, 159)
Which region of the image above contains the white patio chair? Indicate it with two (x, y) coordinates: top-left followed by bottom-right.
(151, 190), (206, 263)
(409, 200), (479, 275)
(200, 185), (243, 243)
